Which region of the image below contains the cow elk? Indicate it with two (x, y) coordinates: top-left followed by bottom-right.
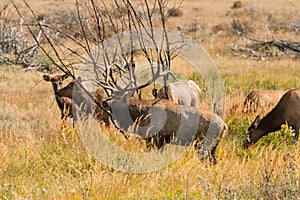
(244, 88), (300, 148)
(108, 91), (228, 164)
(153, 80), (202, 109)
(56, 79), (111, 127)
(243, 88), (291, 113)
(43, 73), (73, 120)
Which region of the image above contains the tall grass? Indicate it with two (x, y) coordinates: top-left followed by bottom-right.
(0, 61), (299, 199)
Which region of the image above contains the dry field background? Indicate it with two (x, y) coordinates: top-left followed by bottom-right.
(1, 0), (300, 199)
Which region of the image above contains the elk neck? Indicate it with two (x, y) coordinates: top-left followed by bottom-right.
(52, 81), (66, 111)
(256, 107), (283, 134)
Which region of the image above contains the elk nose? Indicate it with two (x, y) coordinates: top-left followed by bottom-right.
(243, 138), (251, 149)
(243, 141), (249, 149)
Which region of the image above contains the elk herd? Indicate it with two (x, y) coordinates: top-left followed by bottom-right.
(43, 73), (300, 164)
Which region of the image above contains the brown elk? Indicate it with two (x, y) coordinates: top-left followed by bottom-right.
(55, 79), (111, 127)
(244, 88), (300, 148)
(153, 80), (202, 109)
(243, 88), (291, 113)
(43, 73), (73, 120)
(108, 91), (228, 164)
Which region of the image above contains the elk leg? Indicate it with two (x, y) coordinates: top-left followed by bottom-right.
(196, 128), (222, 164)
(208, 145), (217, 165)
(145, 134), (169, 150)
(155, 135), (166, 149)
(145, 137), (155, 149)
(145, 134), (161, 149)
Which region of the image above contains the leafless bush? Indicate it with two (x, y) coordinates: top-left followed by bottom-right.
(47, 10), (81, 39)
(167, 7), (183, 17)
(227, 1), (300, 60)
(231, 1), (242, 9)
(231, 19), (252, 35)
(228, 1), (300, 38)
(0, 3), (47, 70)
(229, 35), (300, 60)
(267, 21), (300, 35)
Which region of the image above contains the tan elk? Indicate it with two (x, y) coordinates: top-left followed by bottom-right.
(153, 80), (202, 109)
(243, 88), (291, 113)
(43, 73), (73, 120)
(244, 88), (300, 148)
(55, 79), (111, 127)
(108, 91), (228, 164)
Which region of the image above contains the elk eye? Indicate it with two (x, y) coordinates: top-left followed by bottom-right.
(102, 101), (110, 109)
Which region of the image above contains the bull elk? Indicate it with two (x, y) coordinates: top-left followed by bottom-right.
(108, 91), (228, 164)
(153, 80), (202, 109)
(243, 88), (291, 113)
(244, 88), (300, 148)
(43, 73), (73, 120)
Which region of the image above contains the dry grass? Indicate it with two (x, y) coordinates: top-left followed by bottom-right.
(1, 58), (299, 200)
(1, 0), (300, 199)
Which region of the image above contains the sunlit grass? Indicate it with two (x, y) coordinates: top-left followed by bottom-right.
(1, 60), (299, 199)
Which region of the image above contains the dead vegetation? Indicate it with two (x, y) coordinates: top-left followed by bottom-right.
(229, 35), (300, 60)
(0, 3), (49, 70)
(227, 1), (300, 60)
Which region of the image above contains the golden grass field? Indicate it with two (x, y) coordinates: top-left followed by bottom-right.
(1, 0), (300, 199)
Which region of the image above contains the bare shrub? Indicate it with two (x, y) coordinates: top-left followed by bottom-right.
(229, 36), (300, 60)
(167, 7), (183, 17)
(0, 3), (54, 71)
(231, 19), (252, 35)
(231, 1), (242, 9)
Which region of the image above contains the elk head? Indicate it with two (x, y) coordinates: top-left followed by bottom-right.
(43, 73), (73, 119)
(43, 73), (70, 91)
(244, 115), (264, 148)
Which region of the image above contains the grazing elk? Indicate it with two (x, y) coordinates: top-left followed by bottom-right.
(43, 73), (73, 120)
(55, 79), (111, 127)
(244, 88), (300, 148)
(153, 80), (202, 109)
(243, 88), (291, 113)
(108, 91), (228, 164)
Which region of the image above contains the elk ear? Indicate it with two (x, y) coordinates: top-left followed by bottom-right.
(43, 75), (51, 82)
(253, 115), (261, 128)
